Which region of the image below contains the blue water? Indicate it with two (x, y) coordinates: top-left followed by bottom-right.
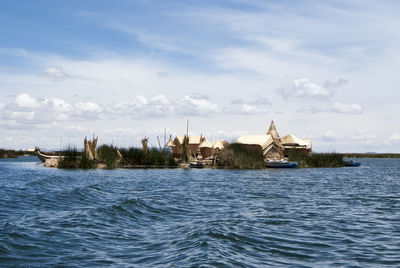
(1, 157), (399, 267)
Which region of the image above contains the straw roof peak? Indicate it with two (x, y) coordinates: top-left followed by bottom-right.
(267, 120), (280, 140)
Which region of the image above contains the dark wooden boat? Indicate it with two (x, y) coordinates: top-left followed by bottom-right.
(265, 160), (298, 168)
(344, 160), (361, 167)
(189, 161), (204, 168)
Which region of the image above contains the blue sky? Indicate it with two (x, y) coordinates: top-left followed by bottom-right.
(1, 0), (400, 152)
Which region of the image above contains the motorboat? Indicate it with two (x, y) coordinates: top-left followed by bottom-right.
(344, 159), (361, 167)
(265, 159), (298, 168)
(189, 161), (205, 168)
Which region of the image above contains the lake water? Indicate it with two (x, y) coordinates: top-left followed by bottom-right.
(1, 157), (399, 267)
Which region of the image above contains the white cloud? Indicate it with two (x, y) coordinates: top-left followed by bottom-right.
(175, 94), (220, 116)
(323, 78), (348, 88)
(12, 111), (35, 120)
(114, 94), (174, 118)
(15, 93), (41, 109)
(297, 102), (363, 114)
(278, 78), (333, 100)
(321, 131), (339, 142)
(43, 67), (68, 78)
(0, 103), (4, 110)
(43, 98), (73, 113)
(390, 133), (400, 142)
(330, 102), (363, 114)
(75, 102), (100, 113)
(225, 97), (272, 115)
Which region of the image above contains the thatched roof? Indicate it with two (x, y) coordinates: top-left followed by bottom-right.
(175, 136), (203, 145)
(235, 135), (274, 149)
(267, 120), (280, 140)
(281, 134), (311, 149)
(199, 139), (213, 148)
(213, 140), (227, 150)
(281, 134), (303, 145)
(166, 135), (175, 147)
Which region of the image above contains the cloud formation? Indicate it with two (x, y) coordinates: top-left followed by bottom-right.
(43, 67), (68, 78)
(297, 102), (363, 114)
(390, 133), (400, 142)
(225, 97), (272, 115)
(1, 93), (274, 128)
(323, 78), (348, 89)
(15, 93), (41, 109)
(278, 78), (333, 100)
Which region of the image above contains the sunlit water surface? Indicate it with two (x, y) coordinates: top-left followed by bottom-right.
(1, 157), (399, 267)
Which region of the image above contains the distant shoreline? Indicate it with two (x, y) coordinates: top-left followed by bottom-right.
(341, 153), (400, 158)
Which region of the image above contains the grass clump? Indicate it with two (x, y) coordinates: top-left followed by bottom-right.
(218, 143), (264, 169)
(119, 147), (178, 167)
(288, 150), (344, 168)
(58, 145), (95, 169)
(58, 145), (81, 169)
(0, 149), (18, 158)
(98, 145), (119, 169)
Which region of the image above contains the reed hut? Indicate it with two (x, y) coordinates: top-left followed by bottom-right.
(197, 139), (228, 159)
(235, 134), (284, 160)
(199, 139), (213, 159)
(172, 136), (205, 158)
(281, 134), (312, 156)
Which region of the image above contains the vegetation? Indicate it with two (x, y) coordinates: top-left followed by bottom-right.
(0, 149), (35, 158)
(218, 143), (264, 169)
(0, 149), (18, 158)
(119, 147), (178, 167)
(98, 144), (119, 169)
(288, 150), (345, 168)
(58, 145), (95, 169)
(56, 143), (177, 169)
(181, 135), (191, 163)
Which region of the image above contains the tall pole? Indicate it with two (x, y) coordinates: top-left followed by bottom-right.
(186, 119), (189, 137)
(164, 128), (166, 149)
(157, 136), (162, 151)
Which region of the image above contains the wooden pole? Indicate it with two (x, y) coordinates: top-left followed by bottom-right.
(164, 128), (166, 149)
(157, 136), (162, 151)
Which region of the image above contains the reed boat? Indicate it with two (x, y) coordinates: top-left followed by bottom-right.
(34, 147), (61, 162)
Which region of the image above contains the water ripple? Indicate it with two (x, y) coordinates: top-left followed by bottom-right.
(1, 158), (400, 266)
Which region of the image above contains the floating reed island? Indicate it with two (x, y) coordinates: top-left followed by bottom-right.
(33, 120), (357, 169)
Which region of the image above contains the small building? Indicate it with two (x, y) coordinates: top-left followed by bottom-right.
(171, 136), (205, 158)
(235, 134), (284, 160)
(199, 139), (213, 159)
(281, 134), (312, 156)
(198, 139), (228, 159)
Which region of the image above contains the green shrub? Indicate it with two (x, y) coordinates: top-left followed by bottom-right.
(0, 149), (18, 158)
(79, 155), (96, 169)
(218, 143), (264, 169)
(119, 147), (178, 167)
(98, 145), (119, 169)
(288, 150), (344, 168)
(58, 145), (81, 169)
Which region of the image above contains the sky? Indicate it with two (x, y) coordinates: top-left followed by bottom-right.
(1, 0), (399, 152)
